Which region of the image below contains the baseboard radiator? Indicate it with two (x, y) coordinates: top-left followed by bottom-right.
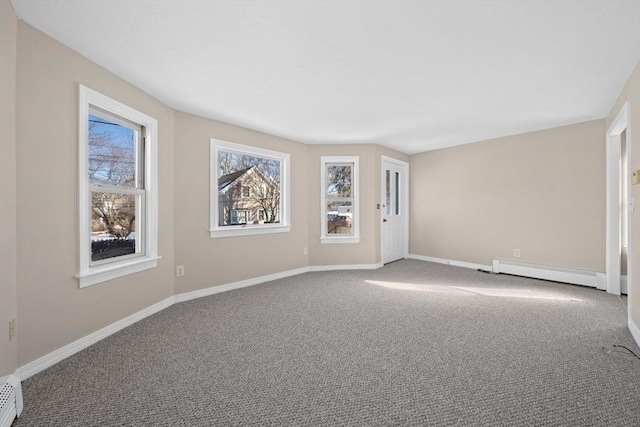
(492, 260), (603, 288)
(0, 375), (22, 427)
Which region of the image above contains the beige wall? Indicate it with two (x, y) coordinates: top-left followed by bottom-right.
(173, 112), (309, 294)
(607, 62), (640, 328)
(15, 22), (176, 366)
(0, 0), (18, 376)
(308, 144), (377, 266)
(306, 144), (409, 266)
(172, 119), (409, 291)
(410, 119), (606, 271)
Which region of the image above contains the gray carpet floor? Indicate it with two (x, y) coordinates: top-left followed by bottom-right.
(13, 260), (640, 426)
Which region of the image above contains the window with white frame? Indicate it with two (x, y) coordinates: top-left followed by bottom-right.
(241, 186), (250, 198)
(231, 209), (250, 224)
(210, 139), (290, 238)
(77, 85), (159, 288)
(321, 156), (359, 244)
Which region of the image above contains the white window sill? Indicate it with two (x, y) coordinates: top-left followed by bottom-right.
(321, 236), (361, 244)
(210, 225), (291, 238)
(77, 256), (161, 288)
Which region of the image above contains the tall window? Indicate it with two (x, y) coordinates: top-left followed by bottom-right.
(88, 107), (142, 261)
(210, 139), (290, 238)
(321, 156), (359, 243)
(78, 85), (159, 287)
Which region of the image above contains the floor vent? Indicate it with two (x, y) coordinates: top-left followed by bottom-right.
(492, 260), (602, 288)
(0, 375), (22, 427)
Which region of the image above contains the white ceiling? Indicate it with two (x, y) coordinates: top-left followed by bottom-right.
(10, 0), (640, 154)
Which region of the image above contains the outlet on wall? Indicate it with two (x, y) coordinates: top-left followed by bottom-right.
(176, 265), (185, 277)
(303, 247), (308, 256)
(513, 249), (521, 258)
(9, 318), (16, 341)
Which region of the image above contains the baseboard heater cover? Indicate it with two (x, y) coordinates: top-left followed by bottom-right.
(492, 260), (602, 288)
(0, 375), (22, 427)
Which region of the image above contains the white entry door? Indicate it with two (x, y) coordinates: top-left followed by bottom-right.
(382, 158), (407, 264)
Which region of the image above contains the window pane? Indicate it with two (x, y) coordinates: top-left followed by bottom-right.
(326, 201), (353, 235)
(385, 170), (391, 215)
(217, 150), (281, 226)
(88, 112), (139, 188)
(91, 192), (137, 261)
(395, 171), (400, 215)
(326, 165), (352, 197)
(231, 210), (250, 224)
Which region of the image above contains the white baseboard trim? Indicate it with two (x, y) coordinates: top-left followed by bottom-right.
(407, 254), (492, 272)
(307, 263), (383, 272)
(174, 267), (310, 303)
(175, 263), (384, 304)
(17, 296), (174, 381)
(16, 262), (384, 381)
(492, 259), (601, 288)
(629, 318), (640, 349)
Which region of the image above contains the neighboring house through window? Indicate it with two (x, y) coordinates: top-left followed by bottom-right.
(77, 85), (159, 287)
(211, 139), (290, 237)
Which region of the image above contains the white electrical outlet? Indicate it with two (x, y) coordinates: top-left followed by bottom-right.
(176, 265), (185, 277)
(303, 247), (308, 256)
(513, 249), (521, 258)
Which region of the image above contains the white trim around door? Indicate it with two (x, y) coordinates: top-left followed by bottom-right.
(606, 101), (632, 296)
(605, 101), (634, 343)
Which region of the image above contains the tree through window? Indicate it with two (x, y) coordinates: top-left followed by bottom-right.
(321, 156), (360, 244)
(210, 139), (290, 237)
(88, 108), (143, 261)
(78, 85), (159, 288)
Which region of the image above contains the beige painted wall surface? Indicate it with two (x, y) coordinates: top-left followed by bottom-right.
(607, 62), (640, 327)
(0, 0), (18, 376)
(307, 144), (376, 266)
(307, 144), (408, 266)
(173, 112), (309, 294)
(16, 22), (176, 366)
(410, 119), (606, 271)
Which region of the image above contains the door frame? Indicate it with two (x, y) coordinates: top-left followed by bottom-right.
(605, 101), (632, 300)
(380, 156), (410, 264)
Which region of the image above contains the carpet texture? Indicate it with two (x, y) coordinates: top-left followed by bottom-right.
(14, 260), (640, 426)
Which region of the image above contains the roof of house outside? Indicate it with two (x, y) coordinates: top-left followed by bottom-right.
(218, 167), (254, 191)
